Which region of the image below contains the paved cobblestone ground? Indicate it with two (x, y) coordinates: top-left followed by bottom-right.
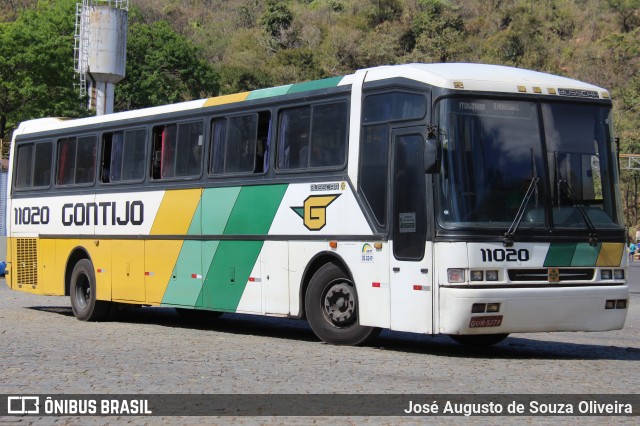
(1, 264), (639, 425)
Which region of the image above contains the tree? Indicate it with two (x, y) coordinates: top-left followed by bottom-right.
(608, 0), (640, 32)
(0, 0), (88, 143)
(260, 0), (297, 51)
(115, 19), (219, 111)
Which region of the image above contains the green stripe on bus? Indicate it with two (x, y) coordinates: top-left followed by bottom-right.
(162, 187), (242, 306)
(199, 184), (288, 311)
(202, 187), (242, 234)
(161, 240), (202, 306)
(543, 242), (603, 267)
(543, 243), (576, 267)
(570, 242), (601, 266)
(223, 185), (288, 234)
(286, 76), (343, 94)
(246, 85), (292, 100)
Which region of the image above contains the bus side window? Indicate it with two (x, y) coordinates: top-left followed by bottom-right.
(122, 129), (146, 181)
(76, 135), (97, 184)
(226, 115), (257, 174)
(33, 142), (53, 187)
(102, 129), (145, 183)
(210, 118), (227, 174)
(15, 144), (34, 188)
(151, 124), (177, 179)
(56, 137), (76, 186)
(15, 142), (53, 189)
(101, 133), (113, 183)
(151, 127), (163, 180)
(56, 136), (96, 186)
(277, 106), (311, 170)
(310, 102), (347, 168)
(152, 122), (202, 179)
(255, 111), (271, 173)
(174, 121), (203, 177)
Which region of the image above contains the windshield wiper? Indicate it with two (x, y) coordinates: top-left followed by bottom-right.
(504, 177), (539, 247)
(558, 179), (599, 246)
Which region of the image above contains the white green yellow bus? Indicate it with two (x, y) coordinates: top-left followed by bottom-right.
(6, 63), (629, 346)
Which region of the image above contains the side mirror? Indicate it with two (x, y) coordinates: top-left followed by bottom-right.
(424, 137), (439, 173)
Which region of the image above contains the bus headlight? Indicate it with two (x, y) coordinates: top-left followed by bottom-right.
(601, 270), (612, 280)
(613, 269), (624, 280)
(448, 269), (465, 283)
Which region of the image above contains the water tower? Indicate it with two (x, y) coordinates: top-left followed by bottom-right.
(74, 0), (129, 115)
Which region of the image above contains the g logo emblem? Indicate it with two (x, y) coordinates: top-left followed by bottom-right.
(292, 195), (340, 231)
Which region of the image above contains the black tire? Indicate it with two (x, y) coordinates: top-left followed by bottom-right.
(449, 333), (509, 347)
(175, 308), (222, 321)
(70, 259), (110, 321)
(305, 263), (380, 345)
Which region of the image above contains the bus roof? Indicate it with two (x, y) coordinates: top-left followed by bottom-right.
(15, 63), (609, 137)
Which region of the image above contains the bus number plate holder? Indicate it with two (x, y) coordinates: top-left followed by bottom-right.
(469, 315), (503, 328)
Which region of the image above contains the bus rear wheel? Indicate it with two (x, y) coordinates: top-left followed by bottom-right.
(449, 333), (509, 347)
(69, 259), (110, 321)
(305, 263), (380, 345)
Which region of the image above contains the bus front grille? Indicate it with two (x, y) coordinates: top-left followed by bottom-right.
(16, 238), (38, 289)
(508, 268), (594, 282)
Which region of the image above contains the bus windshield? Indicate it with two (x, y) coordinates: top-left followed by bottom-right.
(436, 98), (623, 232)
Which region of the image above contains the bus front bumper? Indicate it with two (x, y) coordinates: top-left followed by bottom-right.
(439, 285), (629, 335)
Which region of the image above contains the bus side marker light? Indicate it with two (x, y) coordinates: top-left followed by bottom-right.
(191, 274), (202, 279)
(472, 303), (486, 313)
(486, 270), (499, 281)
(470, 271), (483, 281)
(329, 241), (337, 249)
(413, 285), (430, 291)
(371, 282), (388, 288)
(374, 242), (383, 250)
(448, 269), (464, 283)
(601, 270), (612, 280)
(486, 303), (500, 313)
(613, 269), (624, 280)
(605, 300), (615, 309)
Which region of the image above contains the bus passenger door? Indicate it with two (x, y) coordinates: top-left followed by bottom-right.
(389, 127), (433, 333)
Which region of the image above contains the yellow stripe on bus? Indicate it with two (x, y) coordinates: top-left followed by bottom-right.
(596, 242), (624, 267)
(150, 189), (202, 235)
(203, 92), (250, 107)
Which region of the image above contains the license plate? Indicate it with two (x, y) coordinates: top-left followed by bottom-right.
(469, 315), (503, 328)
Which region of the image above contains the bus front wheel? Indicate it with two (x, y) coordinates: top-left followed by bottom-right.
(305, 263), (380, 345)
(449, 333), (509, 347)
(69, 259), (110, 321)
